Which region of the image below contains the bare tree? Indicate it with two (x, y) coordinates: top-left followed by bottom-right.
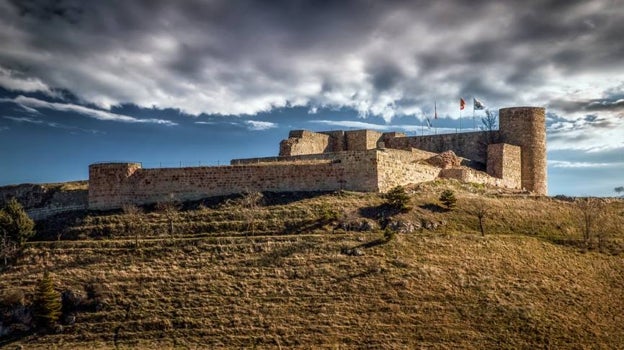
(122, 204), (144, 249)
(240, 191), (264, 234)
(468, 199), (489, 236)
(1, 229), (19, 266)
(156, 197), (181, 239)
(576, 197), (605, 245)
(480, 109), (498, 133)
(478, 109), (501, 158)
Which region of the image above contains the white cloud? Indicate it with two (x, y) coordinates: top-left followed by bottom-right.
(310, 119), (457, 135)
(245, 120), (277, 131)
(3, 115), (102, 134)
(0, 67), (50, 93)
(0, 95), (177, 126)
(549, 160), (622, 168)
(4, 115), (50, 125)
(547, 111), (624, 152)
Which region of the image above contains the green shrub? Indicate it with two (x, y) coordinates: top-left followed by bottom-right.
(439, 190), (457, 210)
(384, 186), (411, 212)
(0, 198), (35, 245)
(383, 228), (396, 242)
(33, 271), (62, 328)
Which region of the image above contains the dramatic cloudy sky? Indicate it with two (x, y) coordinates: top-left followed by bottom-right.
(0, 0), (622, 196)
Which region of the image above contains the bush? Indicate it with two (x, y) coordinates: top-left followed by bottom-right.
(33, 271), (62, 328)
(384, 186), (411, 212)
(0, 288), (26, 307)
(439, 190), (457, 210)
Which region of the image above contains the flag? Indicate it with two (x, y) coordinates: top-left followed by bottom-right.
(460, 98), (466, 110)
(474, 98), (485, 110)
(426, 117), (432, 129)
(434, 100), (438, 119)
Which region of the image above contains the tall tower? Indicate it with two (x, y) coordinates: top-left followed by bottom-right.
(498, 107), (547, 195)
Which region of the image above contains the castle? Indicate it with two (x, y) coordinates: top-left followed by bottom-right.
(88, 107), (547, 210)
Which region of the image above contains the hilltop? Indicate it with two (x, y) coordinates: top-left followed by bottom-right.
(1, 180), (623, 349)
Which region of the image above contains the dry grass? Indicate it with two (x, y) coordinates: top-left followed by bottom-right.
(2, 181), (624, 349)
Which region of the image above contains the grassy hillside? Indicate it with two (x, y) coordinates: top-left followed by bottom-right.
(1, 180), (623, 349)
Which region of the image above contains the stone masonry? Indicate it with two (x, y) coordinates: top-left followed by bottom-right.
(88, 106), (547, 210)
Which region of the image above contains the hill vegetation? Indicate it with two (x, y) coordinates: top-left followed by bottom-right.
(1, 180), (623, 348)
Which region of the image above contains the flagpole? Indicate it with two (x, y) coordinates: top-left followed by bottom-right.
(434, 98), (438, 134)
(473, 98), (476, 130)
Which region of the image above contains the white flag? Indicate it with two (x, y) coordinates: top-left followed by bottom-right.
(474, 98), (486, 110)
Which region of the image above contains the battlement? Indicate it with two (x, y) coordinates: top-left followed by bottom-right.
(88, 106), (547, 210)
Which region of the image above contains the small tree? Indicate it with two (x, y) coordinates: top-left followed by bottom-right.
(0, 198), (35, 245)
(439, 190), (457, 210)
(384, 186), (411, 212)
(33, 271), (62, 328)
(0, 198), (35, 266)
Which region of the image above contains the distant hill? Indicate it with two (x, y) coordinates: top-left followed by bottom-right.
(1, 180), (623, 348)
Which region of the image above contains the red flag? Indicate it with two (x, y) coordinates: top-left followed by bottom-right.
(460, 98), (466, 110)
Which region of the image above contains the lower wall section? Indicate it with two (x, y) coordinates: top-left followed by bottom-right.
(89, 151), (381, 210)
(439, 167), (520, 190)
(376, 149), (441, 192)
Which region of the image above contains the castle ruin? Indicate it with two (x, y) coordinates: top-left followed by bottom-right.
(88, 107), (547, 210)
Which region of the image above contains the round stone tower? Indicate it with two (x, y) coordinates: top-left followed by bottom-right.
(498, 107), (547, 195)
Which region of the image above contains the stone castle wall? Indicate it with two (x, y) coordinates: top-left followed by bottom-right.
(280, 129), (388, 156)
(376, 149), (441, 192)
(278, 107), (546, 194)
(487, 143), (521, 187)
(279, 130), (331, 156)
(87, 106), (546, 210)
(89, 151), (384, 210)
(384, 131), (496, 165)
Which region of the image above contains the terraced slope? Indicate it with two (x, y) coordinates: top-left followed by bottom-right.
(1, 183), (623, 349)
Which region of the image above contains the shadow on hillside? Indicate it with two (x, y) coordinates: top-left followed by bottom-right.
(358, 204), (400, 221)
(0, 331), (35, 348)
(186, 191), (334, 209)
(252, 240), (318, 267)
(419, 203), (447, 213)
(545, 237), (624, 256)
(33, 210), (92, 241)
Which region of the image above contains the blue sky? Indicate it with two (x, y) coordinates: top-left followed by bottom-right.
(0, 0), (623, 196)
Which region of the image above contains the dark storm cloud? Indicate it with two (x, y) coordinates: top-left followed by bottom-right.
(0, 0), (623, 128)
